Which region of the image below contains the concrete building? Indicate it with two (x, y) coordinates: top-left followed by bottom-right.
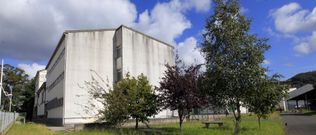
(34, 25), (174, 126)
(281, 84), (316, 111)
(33, 70), (47, 119)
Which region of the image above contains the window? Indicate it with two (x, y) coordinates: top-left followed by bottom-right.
(117, 70), (122, 81)
(116, 46), (122, 58)
(41, 92), (45, 104)
(47, 48), (65, 75)
(47, 72), (64, 91)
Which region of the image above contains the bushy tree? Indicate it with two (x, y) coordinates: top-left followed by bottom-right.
(1, 64), (30, 112)
(20, 78), (36, 120)
(200, 0), (270, 134)
(157, 57), (203, 130)
(88, 73), (159, 129)
(247, 74), (288, 128)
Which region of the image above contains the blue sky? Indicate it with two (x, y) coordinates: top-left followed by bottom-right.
(0, 0), (316, 80)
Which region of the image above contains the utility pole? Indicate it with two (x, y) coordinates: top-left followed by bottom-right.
(8, 86), (12, 112)
(0, 59), (3, 109)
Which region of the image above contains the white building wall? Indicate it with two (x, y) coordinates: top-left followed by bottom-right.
(37, 91), (45, 116)
(121, 26), (175, 118)
(34, 70), (47, 108)
(64, 30), (115, 124)
(45, 39), (66, 121)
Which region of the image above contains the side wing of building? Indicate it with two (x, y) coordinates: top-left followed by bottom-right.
(45, 35), (66, 125)
(120, 26), (175, 118)
(63, 30), (116, 125)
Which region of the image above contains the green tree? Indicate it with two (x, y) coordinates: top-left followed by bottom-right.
(88, 74), (159, 129)
(157, 57), (203, 130)
(1, 64), (29, 112)
(200, 0), (270, 134)
(247, 74), (288, 128)
(20, 78), (36, 120)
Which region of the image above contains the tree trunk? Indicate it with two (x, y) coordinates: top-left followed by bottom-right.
(179, 111), (183, 131)
(233, 103), (241, 135)
(179, 116), (183, 131)
(135, 117), (139, 129)
(257, 115), (261, 129)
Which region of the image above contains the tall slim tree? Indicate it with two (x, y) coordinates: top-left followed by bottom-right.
(201, 0), (270, 134)
(157, 57), (203, 130)
(247, 74), (288, 128)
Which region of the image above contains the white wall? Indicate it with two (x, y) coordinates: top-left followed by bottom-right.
(45, 40), (65, 120)
(34, 70), (46, 108)
(64, 30), (115, 124)
(121, 26), (175, 118)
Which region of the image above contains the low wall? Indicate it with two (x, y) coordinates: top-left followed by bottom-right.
(0, 111), (18, 135)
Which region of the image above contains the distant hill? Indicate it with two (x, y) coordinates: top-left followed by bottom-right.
(286, 71), (316, 88)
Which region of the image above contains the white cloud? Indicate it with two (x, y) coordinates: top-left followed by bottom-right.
(263, 60), (271, 65)
(294, 32), (316, 55)
(177, 37), (205, 65)
(187, 0), (212, 12)
(271, 2), (316, 34)
(240, 6), (249, 15)
(0, 0), (212, 62)
(0, 0), (137, 61)
(294, 42), (310, 55)
(271, 3), (316, 55)
(18, 63), (46, 78)
(135, 0), (211, 44)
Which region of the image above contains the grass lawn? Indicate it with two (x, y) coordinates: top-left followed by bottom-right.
(6, 123), (56, 135)
(7, 113), (285, 135)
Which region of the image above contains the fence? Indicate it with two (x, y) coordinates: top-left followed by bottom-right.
(0, 111), (18, 135)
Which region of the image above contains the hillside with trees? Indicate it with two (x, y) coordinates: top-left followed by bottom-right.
(286, 71), (316, 88)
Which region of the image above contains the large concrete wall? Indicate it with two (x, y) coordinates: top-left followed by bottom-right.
(121, 26), (175, 118)
(64, 30), (115, 124)
(45, 39), (66, 124)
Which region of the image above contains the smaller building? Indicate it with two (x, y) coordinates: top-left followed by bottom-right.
(33, 70), (47, 120)
(282, 84), (316, 111)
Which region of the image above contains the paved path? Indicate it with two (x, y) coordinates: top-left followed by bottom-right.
(47, 126), (68, 132)
(281, 113), (316, 135)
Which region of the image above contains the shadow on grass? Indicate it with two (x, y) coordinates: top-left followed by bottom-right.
(240, 127), (258, 132)
(303, 111), (316, 116)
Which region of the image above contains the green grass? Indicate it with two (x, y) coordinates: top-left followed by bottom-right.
(7, 113), (285, 135)
(66, 113), (285, 135)
(6, 123), (56, 135)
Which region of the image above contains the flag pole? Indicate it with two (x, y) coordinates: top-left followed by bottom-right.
(0, 59), (3, 109)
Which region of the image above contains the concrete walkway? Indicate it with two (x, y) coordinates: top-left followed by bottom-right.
(281, 113), (316, 135)
(47, 126), (68, 132)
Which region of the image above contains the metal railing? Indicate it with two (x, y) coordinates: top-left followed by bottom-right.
(0, 111), (18, 134)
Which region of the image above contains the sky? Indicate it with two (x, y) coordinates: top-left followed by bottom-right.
(0, 0), (316, 80)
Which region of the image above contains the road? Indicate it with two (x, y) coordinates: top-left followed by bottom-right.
(281, 113), (316, 135)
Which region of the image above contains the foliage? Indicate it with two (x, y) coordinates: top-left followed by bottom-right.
(157, 56), (204, 130)
(246, 74), (288, 128)
(88, 74), (159, 129)
(0, 64), (31, 112)
(20, 78), (36, 120)
(286, 71), (316, 88)
(200, 0), (271, 134)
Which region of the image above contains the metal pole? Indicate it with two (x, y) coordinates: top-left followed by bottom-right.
(8, 86), (12, 112)
(0, 59), (3, 109)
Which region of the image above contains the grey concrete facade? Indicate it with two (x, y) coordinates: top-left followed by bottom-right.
(35, 25), (174, 126)
(34, 70), (47, 117)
